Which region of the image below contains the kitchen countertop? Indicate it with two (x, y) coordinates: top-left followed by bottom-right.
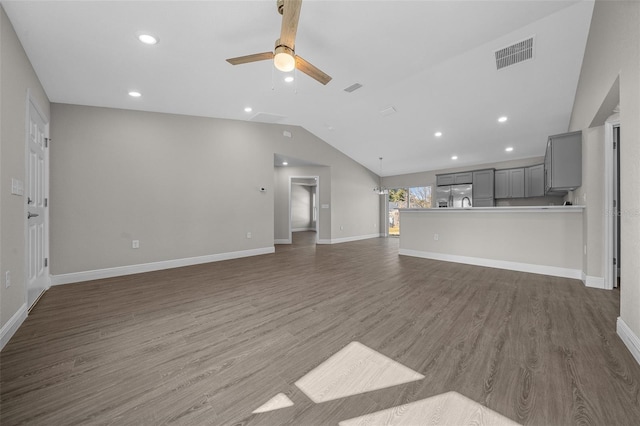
(400, 205), (585, 213)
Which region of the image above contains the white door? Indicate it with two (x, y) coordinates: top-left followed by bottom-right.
(26, 99), (49, 309)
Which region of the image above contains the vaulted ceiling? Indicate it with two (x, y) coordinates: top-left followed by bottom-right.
(2, 0), (593, 176)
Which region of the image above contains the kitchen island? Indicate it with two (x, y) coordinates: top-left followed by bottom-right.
(399, 206), (584, 279)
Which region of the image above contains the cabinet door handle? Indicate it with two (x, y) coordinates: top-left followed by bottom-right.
(27, 212), (39, 219)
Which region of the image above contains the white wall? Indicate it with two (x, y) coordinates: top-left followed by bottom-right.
(0, 6), (50, 343)
(400, 209), (583, 277)
(568, 1), (640, 350)
(50, 104), (379, 276)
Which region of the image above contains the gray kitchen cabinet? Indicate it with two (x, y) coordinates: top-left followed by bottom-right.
(525, 164), (544, 197)
(436, 174), (455, 186)
(472, 169), (494, 206)
(436, 172), (473, 186)
(495, 168), (524, 198)
(545, 130), (582, 195)
(454, 172), (473, 184)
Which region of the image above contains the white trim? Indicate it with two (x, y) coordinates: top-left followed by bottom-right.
(288, 175), (320, 244)
(274, 239), (291, 244)
(617, 317), (640, 366)
(292, 227), (315, 232)
(25, 91), (51, 310)
(399, 249), (582, 280)
(51, 247), (275, 286)
(1, 303), (28, 351)
(581, 272), (606, 289)
(317, 234), (380, 245)
(603, 117), (620, 290)
(317, 239), (332, 245)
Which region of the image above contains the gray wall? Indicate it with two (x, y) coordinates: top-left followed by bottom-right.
(50, 104), (379, 275)
(0, 7), (50, 330)
(568, 1), (640, 339)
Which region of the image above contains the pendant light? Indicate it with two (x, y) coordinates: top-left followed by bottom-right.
(373, 157), (389, 195)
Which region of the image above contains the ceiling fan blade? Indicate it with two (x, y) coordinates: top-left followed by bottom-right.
(295, 56), (332, 85)
(226, 52), (274, 65)
(280, 0), (302, 49)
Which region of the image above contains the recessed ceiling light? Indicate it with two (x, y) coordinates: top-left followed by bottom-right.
(282, 161), (288, 166)
(137, 34), (158, 45)
(434, 131), (442, 137)
(284, 76), (294, 83)
(128, 91), (141, 97)
(244, 107), (252, 112)
(505, 147), (514, 152)
(498, 116), (508, 123)
(451, 155), (458, 160)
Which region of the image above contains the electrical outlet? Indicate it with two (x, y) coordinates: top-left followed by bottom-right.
(5, 271), (10, 288)
(246, 232), (252, 239)
(434, 233), (439, 241)
(132, 240), (140, 249)
(340, 225), (344, 230)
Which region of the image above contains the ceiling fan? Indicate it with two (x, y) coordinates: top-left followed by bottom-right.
(226, 0), (332, 85)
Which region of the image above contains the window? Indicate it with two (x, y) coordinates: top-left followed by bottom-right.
(388, 186), (432, 236)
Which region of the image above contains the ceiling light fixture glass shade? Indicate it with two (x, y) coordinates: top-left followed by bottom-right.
(274, 45), (295, 72)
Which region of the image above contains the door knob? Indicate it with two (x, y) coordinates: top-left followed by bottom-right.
(27, 197), (33, 204)
(27, 212), (39, 219)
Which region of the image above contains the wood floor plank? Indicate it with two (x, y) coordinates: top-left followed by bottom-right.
(2, 232), (640, 425)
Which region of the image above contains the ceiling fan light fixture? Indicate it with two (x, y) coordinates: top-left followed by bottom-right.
(274, 45), (295, 72)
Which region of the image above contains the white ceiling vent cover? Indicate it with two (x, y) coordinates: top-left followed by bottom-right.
(495, 37), (534, 70)
(344, 83), (363, 93)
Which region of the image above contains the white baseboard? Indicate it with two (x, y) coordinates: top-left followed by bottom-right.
(1, 303), (28, 351)
(581, 272), (606, 289)
(274, 239), (291, 245)
(399, 249), (582, 280)
(292, 228), (316, 232)
(617, 317), (640, 366)
(51, 247), (275, 286)
(318, 233), (380, 245)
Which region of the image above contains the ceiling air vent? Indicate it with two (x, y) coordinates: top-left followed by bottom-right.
(344, 83), (363, 93)
(495, 37), (534, 70)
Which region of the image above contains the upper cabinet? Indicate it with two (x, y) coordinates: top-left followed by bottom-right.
(495, 168), (524, 199)
(544, 131), (582, 195)
(472, 169), (495, 207)
(525, 164), (545, 198)
(436, 172), (473, 186)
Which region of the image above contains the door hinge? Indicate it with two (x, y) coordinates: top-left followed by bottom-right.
(613, 199), (617, 208)
(613, 258), (617, 266)
(44, 258), (48, 267)
(613, 141), (617, 149)
(44, 198), (48, 207)
(45, 137), (50, 148)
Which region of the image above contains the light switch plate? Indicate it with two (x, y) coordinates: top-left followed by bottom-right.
(11, 178), (24, 196)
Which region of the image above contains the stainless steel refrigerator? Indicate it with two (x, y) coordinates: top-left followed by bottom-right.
(435, 184), (473, 208)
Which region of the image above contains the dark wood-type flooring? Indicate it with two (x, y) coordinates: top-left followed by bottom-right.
(2, 232), (640, 425)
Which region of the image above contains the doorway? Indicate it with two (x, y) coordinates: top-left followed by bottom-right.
(289, 176), (319, 244)
(25, 95), (50, 310)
